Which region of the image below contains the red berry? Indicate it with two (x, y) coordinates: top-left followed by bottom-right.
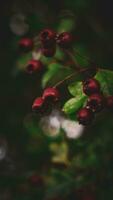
(56, 32), (73, 48)
(32, 97), (44, 113)
(87, 94), (104, 112)
(106, 96), (113, 110)
(43, 87), (60, 102)
(77, 107), (94, 125)
(26, 59), (43, 74)
(42, 47), (56, 57)
(19, 38), (33, 52)
(83, 78), (100, 96)
(29, 175), (44, 187)
(40, 29), (56, 47)
(77, 108), (94, 125)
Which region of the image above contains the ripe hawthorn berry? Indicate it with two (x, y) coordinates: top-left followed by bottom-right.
(19, 38), (33, 52)
(42, 47), (56, 57)
(56, 32), (73, 48)
(106, 96), (113, 111)
(26, 59), (43, 74)
(87, 94), (104, 113)
(42, 87), (60, 102)
(77, 107), (94, 125)
(40, 29), (56, 47)
(83, 78), (100, 96)
(32, 97), (45, 113)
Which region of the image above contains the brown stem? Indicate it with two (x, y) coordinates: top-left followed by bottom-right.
(54, 67), (98, 88)
(54, 72), (77, 88)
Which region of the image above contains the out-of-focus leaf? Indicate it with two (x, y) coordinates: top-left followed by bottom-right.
(57, 18), (75, 33)
(42, 63), (74, 88)
(16, 52), (32, 71)
(95, 69), (113, 95)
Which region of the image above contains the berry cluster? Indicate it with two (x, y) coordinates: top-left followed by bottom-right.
(18, 28), (113, 126)
(40, 29), (72, 57)
(77, 78), (113, 125)
(32, 87), (60, 115)
(18, 29), (72, 73)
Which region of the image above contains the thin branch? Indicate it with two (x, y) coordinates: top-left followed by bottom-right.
(54, 67), (95, 88)
(54, 72), (77, 88)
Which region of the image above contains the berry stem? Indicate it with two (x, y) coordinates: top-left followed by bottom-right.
(62, 49), (81, 70)
(54, 72), (77, 88)
(54, 67), (98, 88)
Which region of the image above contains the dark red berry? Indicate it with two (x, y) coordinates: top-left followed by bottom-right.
(40, 29), (56, 47)
(43, 87), (60, 102)
(77, 107), (94, 125)
(87, 94), (104, 112)
(29, 175), (44, 187)
(106, 96), (113, 110)
(26, 59), (43, 74)
(19, 38), (33, 52)
(32, 97), (44, 113)
(83, 78), (100, 96)
(42, 47), (56, 57)
(56, 32), (73, 48)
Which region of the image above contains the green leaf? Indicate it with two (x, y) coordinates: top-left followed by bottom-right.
(63, 96), (86, 114)
(63, 81), (87, 114)
(57, 18), (75, 33)
(73, 45), (89, 67)
(95, 69), (113, 95)
(54, 47), (65, 61)
(42, 63), (74, 88)
(68, 81), (83, 97)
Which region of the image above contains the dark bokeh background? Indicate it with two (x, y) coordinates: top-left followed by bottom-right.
(0, 0), (113, 199)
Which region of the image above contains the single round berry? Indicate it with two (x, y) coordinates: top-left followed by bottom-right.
(43, 87), (60, 102)
(26, 59), (43, 74)
(32, 97), (44, 113)
(83, 78), (100, 96)
(42, 47), (56, 57)
(87, 94), (104, 112)
(19, 38), (33, 52)
(77, 107), (94, 125)
(40, 29), (56, 47)
(106, 96), (113, 111)
(56, 32), (73, 48)
(29, 175), (44, 187)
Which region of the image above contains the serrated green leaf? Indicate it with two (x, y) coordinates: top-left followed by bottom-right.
(42, 63), (74, 88)
(95, 69), (113, 95)
(63, 81), (87, 114)
(63, 96), (86, 114)
(68, 81), (83, 97)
